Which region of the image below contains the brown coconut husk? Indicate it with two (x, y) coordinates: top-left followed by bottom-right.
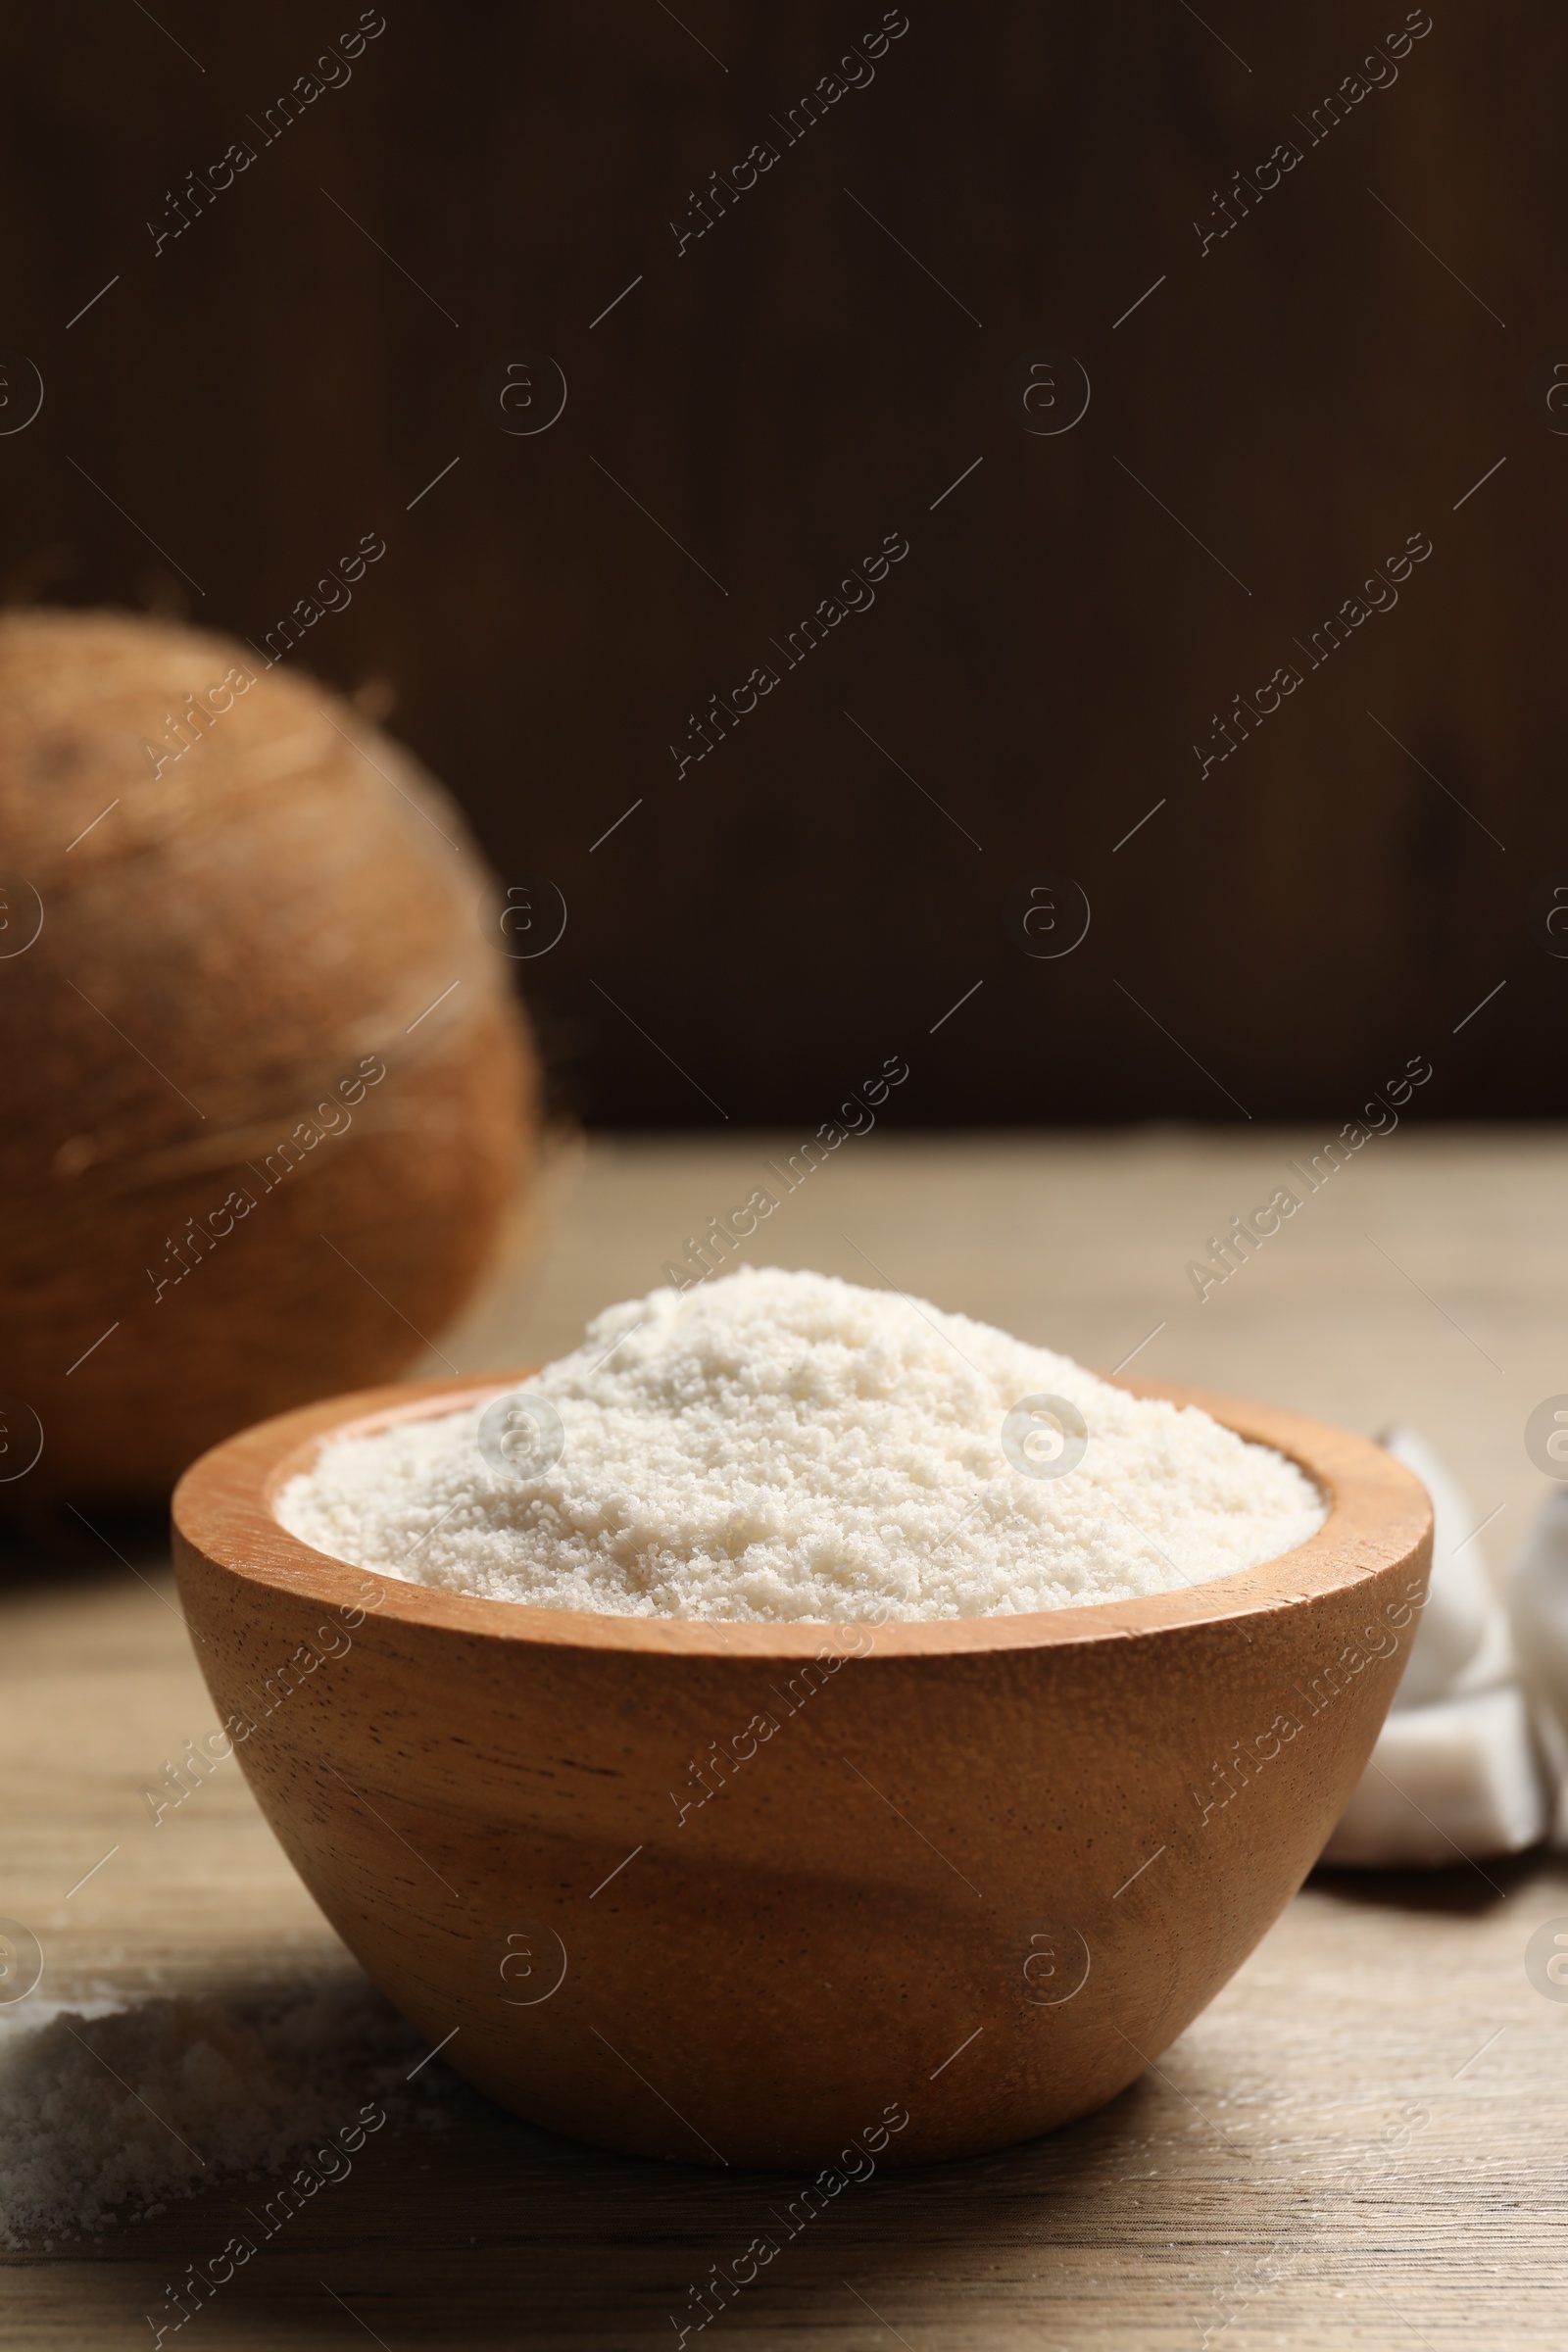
(0, 610), (537, 1507)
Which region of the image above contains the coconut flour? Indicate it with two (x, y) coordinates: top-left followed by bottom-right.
(0, 1975), (448, 2246)
(277, 1268), (1324, 1621)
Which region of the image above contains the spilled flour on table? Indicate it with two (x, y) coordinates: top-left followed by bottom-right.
(0, 1972), (452, 2247)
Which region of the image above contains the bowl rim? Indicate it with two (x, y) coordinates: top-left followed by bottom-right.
(170, 1371), (1433, 1660)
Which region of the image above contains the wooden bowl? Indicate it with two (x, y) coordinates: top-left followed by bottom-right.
(172, 1374), (1431, 2171)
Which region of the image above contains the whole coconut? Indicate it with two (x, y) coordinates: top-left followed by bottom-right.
(0, 611), (537, 1506)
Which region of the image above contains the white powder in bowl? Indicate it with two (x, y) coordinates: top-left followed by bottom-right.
(277, 1268), (1324, 1622)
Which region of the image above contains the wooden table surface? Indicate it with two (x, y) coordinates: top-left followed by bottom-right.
(5, 1130), (1567, 2348)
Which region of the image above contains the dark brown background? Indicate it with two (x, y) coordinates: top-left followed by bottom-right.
(1, 1), (1557, 1126)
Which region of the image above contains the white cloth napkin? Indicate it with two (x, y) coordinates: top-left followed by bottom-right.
(1506, 1488), (1568, 1844)
(1321, 1428), (1548, 1867)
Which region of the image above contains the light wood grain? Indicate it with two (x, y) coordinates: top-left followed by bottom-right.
(3, 1131), (1566, 2346)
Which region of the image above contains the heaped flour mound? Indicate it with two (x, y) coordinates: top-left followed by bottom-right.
(276, 1267), (1325, 1622)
